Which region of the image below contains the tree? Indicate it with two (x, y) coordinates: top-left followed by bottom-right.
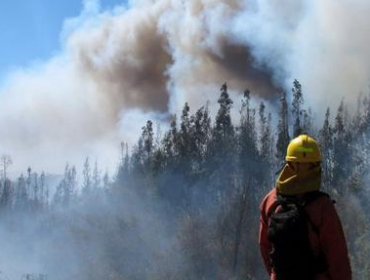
(239, 90), (259, 182)
(26, 167), (32, 199)
(206, 83), (237, 203)
(33, 172), (39, 204)
(178, 102), (193, 174)
(40, 171), (47, 206)
(0, 179), (13, 210)
(0, 155), (12, 181)
(54, 164), (77, 206)
(258, 102), (275, 187)
(162, 115), (179, 162)
(15, 174), (28, 209)
(82, 158), (92, 194)
(214, 83), (234, 140)
(332, 101), (351, 194)
(319, 108), (333, 191)
(180, 102), (191, 156)
(209, 83), (236, 168)
(143, 120), (154, 161)
(191, 104), (211, 176)
(210, 83), (235, 162)
(93, 161), (101, 189)
(117, 142), (131, 182)
(291, 79), (304, 137)
(276, 91), (290, 162)
(301, 108), (314, 135)
(132, 120), (155, 174)
(258, 102), (268, 154)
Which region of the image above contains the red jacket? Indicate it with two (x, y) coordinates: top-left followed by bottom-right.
(259, 189), (352, 280)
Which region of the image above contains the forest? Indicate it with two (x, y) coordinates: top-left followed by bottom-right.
(0, 80), (369, 280)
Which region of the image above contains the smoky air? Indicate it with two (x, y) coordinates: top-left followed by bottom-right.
(0, 81), (369, 279)
(0, 0), (369, 279)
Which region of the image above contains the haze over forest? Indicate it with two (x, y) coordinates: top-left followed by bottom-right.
(0, 0), (370, 279)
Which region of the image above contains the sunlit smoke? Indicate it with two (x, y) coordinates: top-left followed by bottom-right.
(232, 0), (370, 109)
(0, 0), (369, 175)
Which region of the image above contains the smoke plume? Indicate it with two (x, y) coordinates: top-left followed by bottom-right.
(0, 0), (369, 174)
(232, 0), (370, 109)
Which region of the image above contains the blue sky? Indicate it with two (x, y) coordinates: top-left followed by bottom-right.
(0, 0), (125, 77)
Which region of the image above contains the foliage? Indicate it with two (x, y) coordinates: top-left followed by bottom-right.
(1, 80), (370, 279)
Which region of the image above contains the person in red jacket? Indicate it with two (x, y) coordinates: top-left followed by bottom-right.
(259, 134), (352, 280)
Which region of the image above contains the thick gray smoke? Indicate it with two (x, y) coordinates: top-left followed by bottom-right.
(68, 0), (279, 114)
(0, 0), (369, 174)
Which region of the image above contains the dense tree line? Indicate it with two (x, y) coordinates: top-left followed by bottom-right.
(113, 80), (370, 279)
(0, 80), (369, 279)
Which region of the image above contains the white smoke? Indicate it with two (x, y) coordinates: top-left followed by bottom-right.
(0, 0), (369, 175)
(232, 0), (370, 109)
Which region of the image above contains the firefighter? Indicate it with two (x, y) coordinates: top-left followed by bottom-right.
(259, 134), (352, 280)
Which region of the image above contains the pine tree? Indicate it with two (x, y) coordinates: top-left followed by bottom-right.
(0, 155), (12, 182)
(332, 101), (351, 194)
(210, 83), (236, 167)
(82, 158), (92, 194)
(208, 83), (236, 202)
(211, 83), (235, 162)
(132, 120), (155, 174)
(360, 94), (370, 133)
(0, 179), (13, 210)
(40, 171), (46, 206)
(93, 161), (101, 189)
(214, 83), (234, 140)
(319, 108), (333, 191)
(33, 172), (39, 204)
(179, 102), (193, 174)
(15, 174), (28, 210)
(259, 102), (268, 153)
(276, 91), (290, 162)
(117, 142), (131, 183)
(291, 79), (304, 137)
(239, 90), (259, 182)
(163, 116), (178, 161)
(54, 164), (77, 206)
(258, 102), (274, 187)
(143, 120), (154, 161)
(26, 167), (32, 198)
(191, 105), (211, 176)
(301, 108), (314, 135)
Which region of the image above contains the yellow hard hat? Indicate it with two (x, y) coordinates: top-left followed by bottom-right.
(285, 134), (322, 163)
